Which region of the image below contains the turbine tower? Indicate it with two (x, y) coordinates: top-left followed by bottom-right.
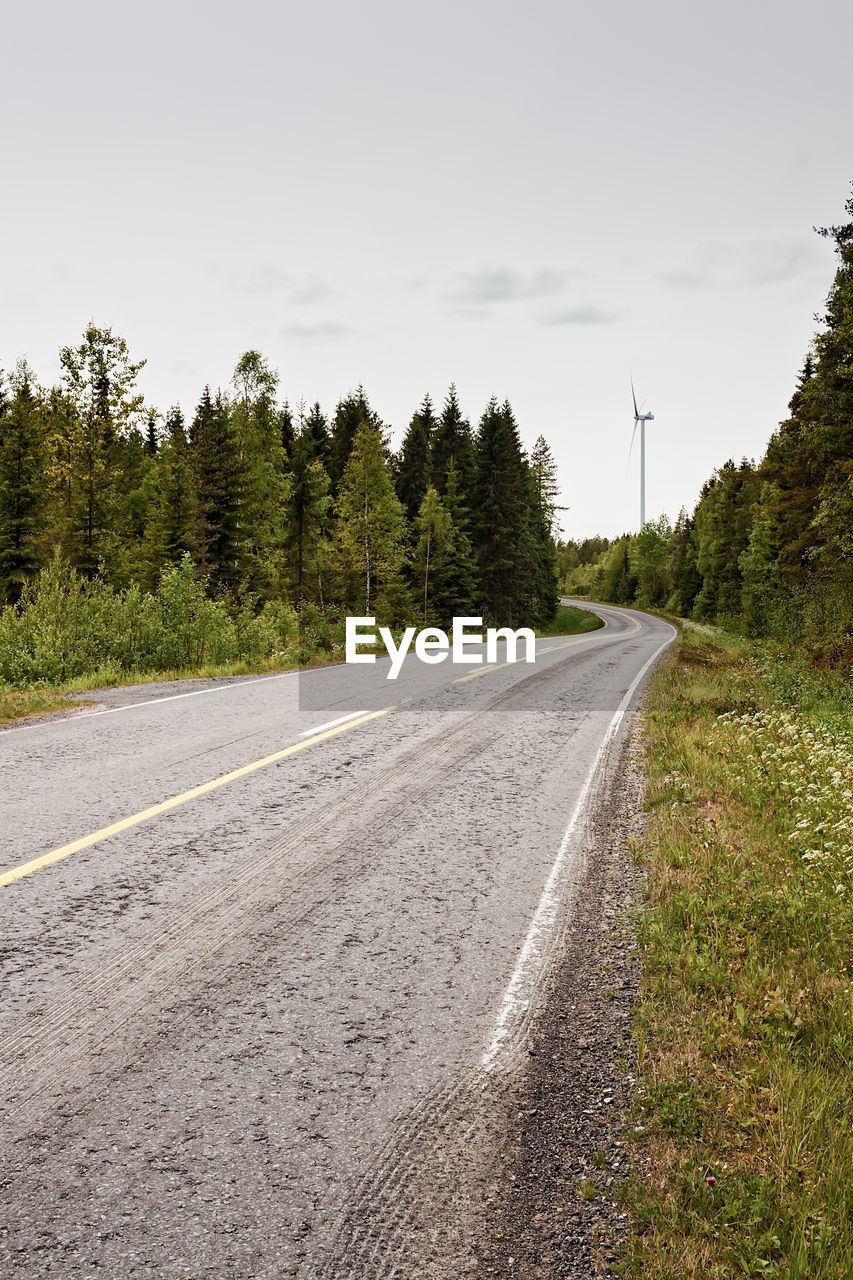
(631, 378), (655, 528)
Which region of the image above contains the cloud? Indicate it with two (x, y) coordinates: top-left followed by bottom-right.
(230, 265), (332, 305)
(282, 321), (354, 343)
(540, 306), (621, 326)
(661, 238), (825, 291)
(446, 266), (570, 307)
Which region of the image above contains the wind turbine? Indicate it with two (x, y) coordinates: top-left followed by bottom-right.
(630, 377), (655, 529)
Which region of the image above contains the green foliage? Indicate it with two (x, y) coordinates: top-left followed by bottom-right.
(396, 393), (436, 523)
(413, 484), (452, 623)
(0, 321), (564, 685)
(473, 398), (534, 625)
(0, 553), (299, 685)
(0, 360), (47, 603)
(335, 417), (409, 619)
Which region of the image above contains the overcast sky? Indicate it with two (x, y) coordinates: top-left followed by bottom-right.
(3, 0), (851, 538)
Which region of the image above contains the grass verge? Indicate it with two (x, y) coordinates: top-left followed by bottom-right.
(0, 688), (89, 726)
(621, 624), (853, 1279)
(538, 604), (604, 637)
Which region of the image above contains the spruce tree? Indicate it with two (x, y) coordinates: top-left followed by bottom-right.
(303, 401), (331, 468)
(160, 407), (195, 563)
(472, 398), (531, 625)
(431, 458), (480, 623)
(335, 418), (408, 617)
(58, 324), (146, 575)
(283, 431), (332, 596)
(189, 386), (240, 587)
(279, 400), (295, 460)
(529, 435), (563, 538)
(330, 387), (384, 495)
(0, 360), (47, 603)
(396, 393), (436, 522)
(432, 383), (475, 497)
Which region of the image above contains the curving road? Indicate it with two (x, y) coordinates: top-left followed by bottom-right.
(0, 603), (674, 1278)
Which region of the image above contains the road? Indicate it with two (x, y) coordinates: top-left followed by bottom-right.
(0, 603), (674, 1278)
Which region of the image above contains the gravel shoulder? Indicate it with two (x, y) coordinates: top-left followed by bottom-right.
(470, 715), (648, 1278)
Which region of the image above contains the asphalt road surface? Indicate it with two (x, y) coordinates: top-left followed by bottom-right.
(0, 603), (674, 1278)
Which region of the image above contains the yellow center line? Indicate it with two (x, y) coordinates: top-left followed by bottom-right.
(452, 614), (641, 684)
(0, 706), (395, 889)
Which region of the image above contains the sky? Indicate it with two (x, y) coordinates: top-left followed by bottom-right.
(3, 0), (852, 539)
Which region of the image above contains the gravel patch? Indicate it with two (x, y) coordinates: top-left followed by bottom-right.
(471, 717), (648, 1278)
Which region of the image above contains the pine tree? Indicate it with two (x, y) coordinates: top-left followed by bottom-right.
(472, 398), (531, 625)
(431, 459), (480, 622)
(668, 509), (702, 615)
(303, 401), (331, 468)
(160, 407), (195, 564)
(432, 383), (475, 496)
(145, 411), (159, 456)
(283, 431), (332, 596)
(189, 386), (240, 586)
(279, 400), (295, 460)
(529, 435), (563, 538)
(330, 387), (385, 495)
(335, 418), (408, 617)
(396, 393), (436, 522)
(0, 360), (47, 602)
(58, 323), (147, 575)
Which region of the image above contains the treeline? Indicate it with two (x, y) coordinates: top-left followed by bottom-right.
(0, 330), (560, 679)
(562, 185), (853, 661)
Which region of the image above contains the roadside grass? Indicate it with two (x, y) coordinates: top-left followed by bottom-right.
(621, 625), (853, 1279)
(0, 688), (88, 725)
(539, 604), (604, 637)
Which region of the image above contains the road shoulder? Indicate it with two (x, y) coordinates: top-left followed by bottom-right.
(471, 716), (648, 1278)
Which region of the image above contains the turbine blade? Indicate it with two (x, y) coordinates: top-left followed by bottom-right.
(631, 375), (639, 419)
(626, 418), (638, 479)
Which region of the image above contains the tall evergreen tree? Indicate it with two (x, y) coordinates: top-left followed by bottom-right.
(303, 401), (331, 468)
(335, 418), (408, 617)
(330, 387), (384, 495)
(189, 386), (240, 586)
(230, 350), (288, 596)
(472, 398), (532, 624)
(160, 406), (195, 564)
(279, 400), (295, 460)
(529, 435), (563, 538)
(431, 458), (480, 622)
(283, 430), (332, 596)
(0, 360), (47, 602)
(396, 393), (436, 522)
(58, 324), (146, 575)
(432, 383), (475, 496)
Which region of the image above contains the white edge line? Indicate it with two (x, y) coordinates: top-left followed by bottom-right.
(0, 669), (300, 736)
(481, 621), (677, 1071)
(299, 710), (369, 737)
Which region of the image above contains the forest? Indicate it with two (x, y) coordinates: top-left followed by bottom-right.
(561, 186), (853, 663)
(0, 342), (560, 684)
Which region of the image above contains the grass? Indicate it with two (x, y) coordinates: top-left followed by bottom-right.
(620, 625), (853, 1278)
(538, 604), (604, 637)
(0, 688), (91, 726)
